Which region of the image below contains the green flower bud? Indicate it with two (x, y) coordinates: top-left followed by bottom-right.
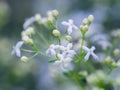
(113, 48), (120, 56)
(25, 27), (35, 36)
(111, 62), (117, 68)
(104, 56), (113, 64)
(79, 71), (88, 77)
(83, 25), (88, 32)
(22, 36), (33, 45)
(52, 29), (60, 37)
(52, 10), (59, 17)
(21, 56), (28, 62)
(88, 15), (94, 23)
(65, 35), (72, 41)
(35, 14), (41, 22)
(82, 18), (89, 25)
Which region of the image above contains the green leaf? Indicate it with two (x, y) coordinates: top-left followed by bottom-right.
(48, 59), (56, 63)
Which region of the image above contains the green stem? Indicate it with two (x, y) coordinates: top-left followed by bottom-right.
(80, 34), (85, 51)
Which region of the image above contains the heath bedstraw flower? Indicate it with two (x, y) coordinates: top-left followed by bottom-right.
(62, 19), (78, 35)
(82, 46), (99, 61)
(63, 43), (76, 58)
(46, 44), (58, 56)
(11, 41), (24, 57)
(54, 54), (72, 71)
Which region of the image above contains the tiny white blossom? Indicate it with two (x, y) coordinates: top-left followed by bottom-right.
(54, 54), (72, 71)
(46, 44), (57, 56)
(62, 19), (78, 35)
(11, 41), (24, 57)
(82, 46), (99, 61)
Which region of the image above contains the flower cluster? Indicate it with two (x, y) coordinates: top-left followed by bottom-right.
(46, 43), (76, 71)
(12, 10), (120, 90)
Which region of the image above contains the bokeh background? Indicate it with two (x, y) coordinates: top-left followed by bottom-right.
(0, 0), (120, 90)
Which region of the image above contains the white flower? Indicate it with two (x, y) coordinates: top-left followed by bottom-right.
(11, 41), (24, 57)
(46, 44), (57, 56)
(63, 43), (76, 58)
(62, 19), (78, 35)
(54, 54), (72, 71)
(82, 46), (99, 61)
(97, 40), (112, 50)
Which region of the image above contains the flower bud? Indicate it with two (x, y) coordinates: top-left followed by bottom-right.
(79, 71), (88, 77)
(52, 10), (59, 17)
(65, 35), (72, 41)
(25, 27), (35, 36)
(104, 56), (113, 64)
(113, 48), (120, 56)
(21, 56), (28, 62)
(35, 14), (41, 22)
(111, 62), (117, 68)
(88, 15), (94, 23)
(22, 36), (33, 45)
(52, 29), (60, 37)
(86, 74), (98, 84)
(82, 18), (89, 25)
(83, 25), (88, 32)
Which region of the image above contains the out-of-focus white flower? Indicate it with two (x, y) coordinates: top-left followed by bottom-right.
(97, 40), (112, 50)
(62, 19), (78, 35)
(11, 41), (24, 57)
(91, 34), (109, 42)
(91, 34), (111, 50)
(82, 46), (99, 61)
(111, 29), (120, 37)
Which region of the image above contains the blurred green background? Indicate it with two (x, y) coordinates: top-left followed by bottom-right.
(0, 0), (120, 90)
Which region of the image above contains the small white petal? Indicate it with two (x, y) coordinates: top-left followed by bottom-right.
(69, 19), (73, 24)
(82, 46), (89, 51)
(91, 46), (95, 51)
(67, 43), (73, 49)
(91, 52), (99, 60)
(23, 17), (35, 29)
(84, 53), (90, 61)
(16, 49), (21, 57)
(61, 21), (69, 25)
(68, 26), (73, 35)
